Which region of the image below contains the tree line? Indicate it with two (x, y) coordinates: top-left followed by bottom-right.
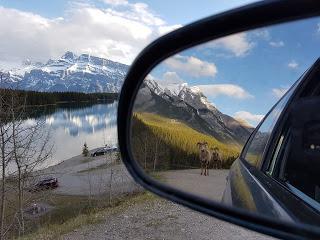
(0, 88), (118, 106)
(131, 112), (240, 172)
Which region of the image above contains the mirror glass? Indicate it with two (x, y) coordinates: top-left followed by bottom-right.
(131, 17), (320, 226)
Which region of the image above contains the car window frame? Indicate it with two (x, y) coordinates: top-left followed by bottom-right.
(247, 59), (320, 216)
(240, 75), (302, 169)
(236, 61), (320, 222)
(238, 59), (320, 213)
(260, 59), (320, 174)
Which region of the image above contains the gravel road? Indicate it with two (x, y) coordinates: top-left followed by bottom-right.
(62, 168), (276, 240)
(35, 151), (142, 196)
(161, 169), (229, 201)
(63, 195), (275, 240)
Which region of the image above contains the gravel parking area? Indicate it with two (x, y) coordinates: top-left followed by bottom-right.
(63, 195), (275, 240)
(36, 151), (142, 196)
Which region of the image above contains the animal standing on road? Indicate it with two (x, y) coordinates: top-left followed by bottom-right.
(211, 147), (222, 169)
(197, 141), (211, 176)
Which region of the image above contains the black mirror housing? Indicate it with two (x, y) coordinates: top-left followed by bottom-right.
(118, 1), (320, 239)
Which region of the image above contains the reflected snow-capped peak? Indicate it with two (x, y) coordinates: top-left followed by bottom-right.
(45, 103), (117, 137)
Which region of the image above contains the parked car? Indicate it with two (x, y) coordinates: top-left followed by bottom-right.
(29, 177), (58, 192)
(91, 146), (118, 157)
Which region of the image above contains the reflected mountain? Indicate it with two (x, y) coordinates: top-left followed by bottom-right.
(45, 103), (117, 137)
(21, 102), (118, 167)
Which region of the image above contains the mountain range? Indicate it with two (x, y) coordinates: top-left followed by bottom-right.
(4, 52), (252, 144)
(134, 79), (253, 145)
(5, 51), (128, 93)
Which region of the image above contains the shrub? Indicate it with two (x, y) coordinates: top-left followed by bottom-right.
(82, 142), (89, 157)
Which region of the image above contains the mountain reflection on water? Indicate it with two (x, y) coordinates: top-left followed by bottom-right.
(34, 102), (118, 167)
(46, 103), (117, 137)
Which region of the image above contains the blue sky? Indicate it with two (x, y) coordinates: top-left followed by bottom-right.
(151, 18), (320, 125)
(0, 0), (256, 24)
(0, 0), (319, 126)
(0, 0), (257, 66)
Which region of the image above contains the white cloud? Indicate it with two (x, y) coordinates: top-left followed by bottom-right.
(0, 3), (180, 66)
(161, 71), (184, 85)
(195, 84), (253, 99)
(288, 60), (299, 69)
(165, 55), (217, 78)
(253, 29), (286, 49)
(203, 32), (254, 57)
(106, 2), (165, 26)
(158, 24), (182, 35)
(269, 41), (284, 47)
(102, 0), (129, 5)
(272, 87), (289, 98)
(234, 111), (264, 126)
(253, 29), (270, 41)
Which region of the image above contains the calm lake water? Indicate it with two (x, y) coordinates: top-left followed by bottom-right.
(31, 101), (118, 168)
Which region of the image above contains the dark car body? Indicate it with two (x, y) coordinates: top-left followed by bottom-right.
(222, 59), (320, 226)
(30, 177), (58, 192)
(91, 146), (118, 157)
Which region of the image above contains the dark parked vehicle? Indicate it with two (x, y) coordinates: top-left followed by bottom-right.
(221, 59), (320, 226)
(30, 177), (58, 192)
(91, 146), (118, 157)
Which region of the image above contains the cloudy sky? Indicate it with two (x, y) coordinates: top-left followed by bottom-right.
(0, 0), (256, 66)
(0, 0), (319, 126)
(151, 18), (320, 126)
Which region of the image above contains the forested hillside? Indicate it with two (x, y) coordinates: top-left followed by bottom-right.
(131, 112), (240, 171)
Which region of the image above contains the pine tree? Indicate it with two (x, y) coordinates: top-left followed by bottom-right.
(82, 142), (89, 157)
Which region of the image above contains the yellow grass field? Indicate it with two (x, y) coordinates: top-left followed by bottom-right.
(132, 112), (240, 169)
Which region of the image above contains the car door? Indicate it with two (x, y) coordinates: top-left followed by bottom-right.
(222, 59), (320, 225)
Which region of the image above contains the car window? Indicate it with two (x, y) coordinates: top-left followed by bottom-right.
(243, 82), (299, 167)
(279, 98), (320, 206)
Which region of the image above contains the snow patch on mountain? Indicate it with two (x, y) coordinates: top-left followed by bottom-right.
(140, 78), (253, 144)
(4, 51), (129, 93)
(145, 78), (217, 113)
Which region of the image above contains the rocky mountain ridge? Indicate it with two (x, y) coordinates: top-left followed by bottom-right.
(134, 79), (253, 145)
(5, 51), (129, 93)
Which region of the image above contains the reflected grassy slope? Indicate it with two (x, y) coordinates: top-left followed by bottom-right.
(131, 112), (240, 170)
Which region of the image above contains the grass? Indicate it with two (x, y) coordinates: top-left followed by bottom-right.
(17, 191), (156, 240)
(137, 112), (239, 158)
(132, 112), (240, 169)
(149, 172), (165, 182)
(5, 193), (107, 239)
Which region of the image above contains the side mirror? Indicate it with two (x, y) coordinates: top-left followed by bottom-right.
(118, 1), (320, 239)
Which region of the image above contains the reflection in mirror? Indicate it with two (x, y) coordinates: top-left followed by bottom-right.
(131, 17), (320, 226)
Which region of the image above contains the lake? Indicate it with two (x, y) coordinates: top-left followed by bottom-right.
(29, 101), (118, 168)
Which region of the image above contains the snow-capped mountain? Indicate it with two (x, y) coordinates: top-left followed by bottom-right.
(134, 79), (253, 144)
(5, 51), (129, 93)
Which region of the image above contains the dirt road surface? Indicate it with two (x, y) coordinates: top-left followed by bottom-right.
(161, 169), (229, 201)
(35, 152), (142, 196)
